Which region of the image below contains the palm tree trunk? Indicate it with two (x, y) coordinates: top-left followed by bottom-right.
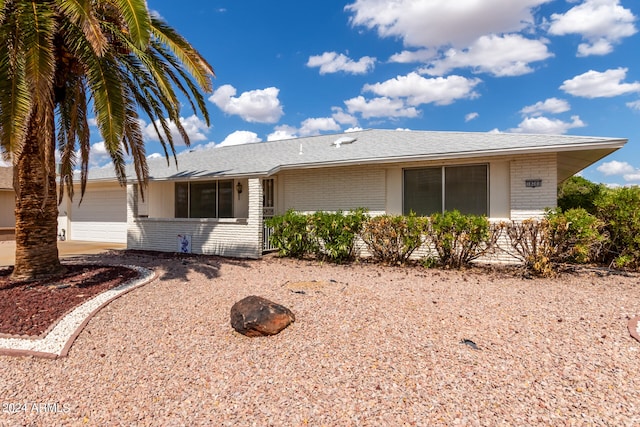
(11, 117), (63, 281)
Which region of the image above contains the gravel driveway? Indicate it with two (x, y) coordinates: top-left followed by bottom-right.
(1, 251), (639, 426)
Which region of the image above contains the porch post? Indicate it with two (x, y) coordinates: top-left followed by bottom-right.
(247, 178), (264, 258)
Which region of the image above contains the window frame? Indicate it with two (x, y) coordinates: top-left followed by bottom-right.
(403, 164), (489, 216)
(174, 180), (235, 219)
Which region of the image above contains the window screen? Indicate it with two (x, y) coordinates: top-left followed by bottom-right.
(403, 165), (488, 216)
(175, 182), (189, 218)
(175, 181), (234, 218)
(218, 180), (234, 218)
(403, 168), (442, 215)
(444, 165), (487, 215)
(190, 182), (216, 218)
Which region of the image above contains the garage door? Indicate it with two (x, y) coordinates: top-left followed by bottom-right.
(69, 188), (127, 243)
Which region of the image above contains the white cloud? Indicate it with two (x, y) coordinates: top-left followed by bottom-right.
(344, 96), (419, 119)
(363, 72), (481, 106)
(299, 117), (342, 136)
(209, 85), (284, 123)
(577, 39), (615, 56)
(388, 49), (435, 64)
(142, 115), (210, 145)
(548, 0), (637, 56)
(87, 141), (113, 168)
(465, 112), (479, 122)
(331, 107), (359, 127)
(597, 160), (635, 176)
(520, 98), (571, 116)
(216, 130), (262, 148)
(623, 172), (640, 182)
(509, 115), (586, 134)
(268, 125), (298, 141)
(422, 34), (553, 77)
(345, 0), (550, 49)
(560, 68), (640, 98)
(626, 100), (640, 110)
(146, 153), (163, 160)
(307, 52), (376, 75)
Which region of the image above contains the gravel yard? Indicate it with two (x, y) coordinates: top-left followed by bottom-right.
(1, 251), (639, 426)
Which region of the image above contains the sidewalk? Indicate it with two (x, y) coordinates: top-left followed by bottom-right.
(0, 240), (126, 267)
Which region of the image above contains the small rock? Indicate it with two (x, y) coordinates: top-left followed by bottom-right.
(460, 339), (480, 350)
(230, 295), (295, 337)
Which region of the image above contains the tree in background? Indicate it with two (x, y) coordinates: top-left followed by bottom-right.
(557, 175), (603, 214)
(0, 0), (213, 280)
(595, 186), (640, 269)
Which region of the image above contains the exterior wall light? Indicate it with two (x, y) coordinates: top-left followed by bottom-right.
(236, 182), (243, 194)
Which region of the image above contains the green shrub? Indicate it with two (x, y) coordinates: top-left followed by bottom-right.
(361, 213), (428, 264)
(309, 209), (368, 263)
(265, 210), (315, 258)
(503, 219), (554, 277)
(545, 208), (605, 264)
(503, 209), (604, 276)
(426, 210), (497, 269)
(595, 186), (640, 270)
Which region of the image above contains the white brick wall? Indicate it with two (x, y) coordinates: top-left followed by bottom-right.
(279, 165), (387, 215)
(126, 179), (263, 258)
(510, 154), (557, 220)
(124, 154), (561, 263)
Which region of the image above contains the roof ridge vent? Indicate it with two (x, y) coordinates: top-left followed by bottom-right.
(332, 136), (357, 148)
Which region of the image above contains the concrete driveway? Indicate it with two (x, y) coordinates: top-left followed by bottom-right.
(0, 240), (126, 267)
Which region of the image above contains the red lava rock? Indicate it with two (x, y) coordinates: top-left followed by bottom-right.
(0, 265), (137, 336)
(230, 295), (295, 337)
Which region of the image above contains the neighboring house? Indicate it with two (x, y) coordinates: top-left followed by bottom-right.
(0, 167), (14, 233)
(0, 129), (628, 259)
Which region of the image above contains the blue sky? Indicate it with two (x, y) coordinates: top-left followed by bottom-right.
(65, 1), (640, 185)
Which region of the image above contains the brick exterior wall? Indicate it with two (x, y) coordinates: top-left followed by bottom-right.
(126, 179), (263, 258)
(123, 154), (560, 263)
(279, 165), (387, 215)
(510, 153), (557, 220)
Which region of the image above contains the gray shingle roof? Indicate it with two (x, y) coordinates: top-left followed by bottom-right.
(86, 129), (626, 182)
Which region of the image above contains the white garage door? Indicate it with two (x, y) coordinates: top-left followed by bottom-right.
(70, 188), (127, 243)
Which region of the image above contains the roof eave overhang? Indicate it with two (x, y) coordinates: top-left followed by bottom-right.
(267, 140), (627, 175)
(142, 171), (269, 183)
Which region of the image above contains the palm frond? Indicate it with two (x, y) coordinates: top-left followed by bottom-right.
(121, 89), (148, 198)
(108, 27), (180, 112)
(154, 42), (211, 126)
(55, 0), (108, 56)
(56, 76), (90, 202)
(150, 15), (214, 92)
(0, 52), (31, 162)
(84, 54), (125, 164)
(22, 1), (56, 107)
(112, 0), (150, 49)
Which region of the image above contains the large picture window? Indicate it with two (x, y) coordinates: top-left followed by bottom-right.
(404, 165), (488, 216)
(175, 180), (234, 218)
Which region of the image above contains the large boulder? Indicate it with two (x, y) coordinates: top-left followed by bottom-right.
(230, 295), (295, 337)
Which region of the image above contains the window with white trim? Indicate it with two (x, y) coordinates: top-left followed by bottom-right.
(175, 180), (234, 218)
(403, 164), (488, 216)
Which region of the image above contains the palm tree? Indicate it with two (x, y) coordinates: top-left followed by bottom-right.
(0, 0), (213, 280)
